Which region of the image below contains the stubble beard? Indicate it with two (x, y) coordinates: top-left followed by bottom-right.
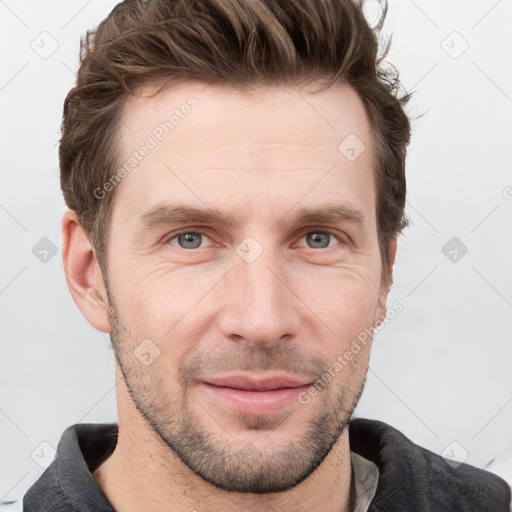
(104, 283), (369, 494)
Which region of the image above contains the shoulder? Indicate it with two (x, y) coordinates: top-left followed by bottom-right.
(349, 418), (512, 511)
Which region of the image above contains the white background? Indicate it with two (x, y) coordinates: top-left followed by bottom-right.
(1, 0), (511, 501)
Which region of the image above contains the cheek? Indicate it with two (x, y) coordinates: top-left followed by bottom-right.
(294, 265), (381, 332)
(109, 264), (219, 358)
(109, 259), (185, 317)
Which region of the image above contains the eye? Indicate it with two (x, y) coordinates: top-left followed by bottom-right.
(297, 230), (344, 250)
(168, 231), (212, 250)
(165, 229), (345, 251)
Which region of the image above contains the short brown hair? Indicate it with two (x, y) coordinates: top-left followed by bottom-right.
(60, 0), (411, 279)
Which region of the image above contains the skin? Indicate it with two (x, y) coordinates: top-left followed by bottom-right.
(62, 80), (397, 512)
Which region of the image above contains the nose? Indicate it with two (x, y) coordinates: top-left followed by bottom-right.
(217, 246), (302, 349)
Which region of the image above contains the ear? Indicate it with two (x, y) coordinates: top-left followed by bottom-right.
(61, 209), (110, 333)
(374, 237), (398, 327)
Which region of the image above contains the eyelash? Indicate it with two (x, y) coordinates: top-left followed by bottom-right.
(164, 228), (347, 251)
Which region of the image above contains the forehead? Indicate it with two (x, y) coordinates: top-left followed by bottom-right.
(120, 80), (373, 155)
(112, 80), (376, 224)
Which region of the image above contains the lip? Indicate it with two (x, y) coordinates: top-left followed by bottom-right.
(202, 374), (312, 391)
(199, 374), (312, 416)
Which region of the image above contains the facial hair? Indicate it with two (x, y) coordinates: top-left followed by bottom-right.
(104, 279), (370, 494)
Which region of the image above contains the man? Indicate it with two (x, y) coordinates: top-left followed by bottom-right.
(3, 0), (510, 510)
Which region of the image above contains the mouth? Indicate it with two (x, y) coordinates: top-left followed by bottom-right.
(199, 374), (312, 415)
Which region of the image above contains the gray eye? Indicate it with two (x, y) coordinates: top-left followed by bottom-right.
(306, 232), (331, 249)
(176, 232), (203, 249)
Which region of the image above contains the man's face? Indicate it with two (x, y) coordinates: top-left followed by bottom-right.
(101, 81), (390, 494)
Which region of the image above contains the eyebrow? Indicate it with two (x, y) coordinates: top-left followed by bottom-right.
(138, 201), (367, 232)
